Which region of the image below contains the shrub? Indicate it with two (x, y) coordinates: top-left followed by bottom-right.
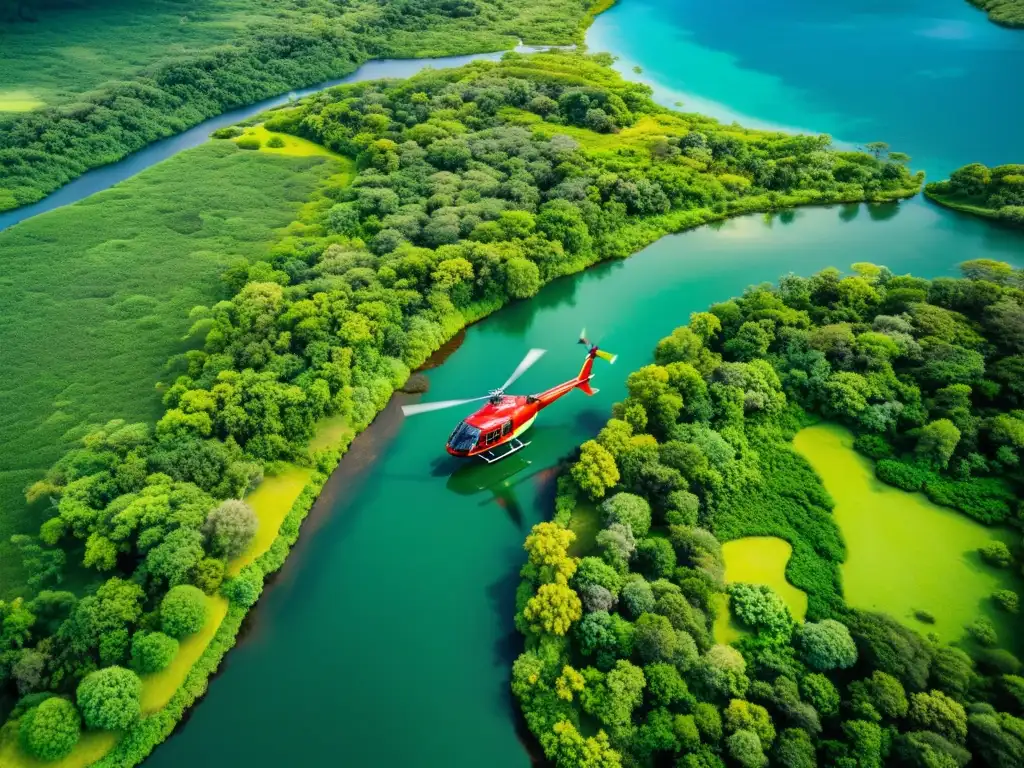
(853, 434), (893, 460)
(875, 459), (928, 491)
(600, 492), (652, 537)
(914, 610), (936, 624)
(76, 666), (142, 730)
(265, 135), (286, 148)
(979, 541), (1013, 568)
(222, 563), (264, 607)
(211, 126), (243, 139)
(795, 619), (857, 671)
(236, 136), (261, 150)
(19, 697), (81, 760)
(967, 618), (998, 647)
(728, 583), (793, 638)
(203, 499), (259, 559)
(131, 631), (180, 674)
(161, 585), (208, 638)
(993, 590), (1020, 613)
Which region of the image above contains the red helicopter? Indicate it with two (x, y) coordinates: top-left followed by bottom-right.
(402, 331), (617, 463)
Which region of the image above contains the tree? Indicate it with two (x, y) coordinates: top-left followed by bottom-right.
(621, 579), (655, 619)
(842, 719), (883, 768)
(929, 646), (974, 698)
(580, 660), (646, 728)
(774, 728), (816, 768)
(849, 612), (932, 690)
(505, 258), (541, 298)
(635, 537), (676, 580)
(724, 699), (776, 746)
(76, 666), (142, 730)
(600, 493), (652, 537)
(801, 673), (840, 718)
(795, 619), (857, 671)
(160, 585), (208, 638)
(524, 583), (582, 636)
(727, 583), (793, 638)
(979, 541), (1013, 568)
(523, 522), (577, 585)
(572, 441), (620, 500)
(915, 419), (961, 469)
(893, 730), (970, 768)
(727, 729), (767, 768)
(694, 645), (749, 700)
(574, 557), (622, 597)
(202, 499), (258, 559)
(131, 631), (179, 674)
(908, 690), (968, 744)
(19, 697), (81, 760)
(644, 662), (690, 707)
(634, 613), (678, 664)
(849, 671), (908, 721)
(222, 563), (263, 607)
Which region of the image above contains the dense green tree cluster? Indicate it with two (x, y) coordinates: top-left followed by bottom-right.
(513, 261), (1024, 767)
(926, 162), (1024, 226)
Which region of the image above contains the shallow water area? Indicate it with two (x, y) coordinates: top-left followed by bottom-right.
(794, 423), (1023, 650)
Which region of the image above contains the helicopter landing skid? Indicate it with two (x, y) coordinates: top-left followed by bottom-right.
(478, 437), (531, 464)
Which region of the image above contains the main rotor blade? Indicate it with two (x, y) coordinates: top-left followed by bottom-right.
(500, 348), (547, 392)
(401, 395), (490, 417)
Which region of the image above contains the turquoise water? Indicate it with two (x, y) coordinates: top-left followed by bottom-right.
(588, 0), (1024, 177)
(144, 2), (1024, 767)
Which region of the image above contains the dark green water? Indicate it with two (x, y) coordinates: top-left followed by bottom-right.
(147, 2), (1024, 766)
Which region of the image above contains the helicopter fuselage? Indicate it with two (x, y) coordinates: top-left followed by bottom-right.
(445, 352), (598, 459)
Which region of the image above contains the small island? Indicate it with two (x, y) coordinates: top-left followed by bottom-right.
(967, 0), (1024, 28)
(926, 162), (1024, 227)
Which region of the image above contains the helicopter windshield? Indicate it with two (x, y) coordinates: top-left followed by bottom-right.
(448, 421), (481, 452)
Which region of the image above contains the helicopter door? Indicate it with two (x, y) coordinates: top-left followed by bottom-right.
(502, 420), (513, 437)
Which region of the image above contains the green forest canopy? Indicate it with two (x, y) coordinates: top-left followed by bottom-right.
(0, 52), (921, 758)
(967, 0), (1024, 27)
(926, 162), (1024, 228)
(0, 0), (603, 210)
(514, 259), (1024, 768)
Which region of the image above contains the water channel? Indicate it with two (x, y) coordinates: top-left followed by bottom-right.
(9, 0), (1019, 764)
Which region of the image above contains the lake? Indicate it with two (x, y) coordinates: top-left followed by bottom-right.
(140, 0), (1024, 765)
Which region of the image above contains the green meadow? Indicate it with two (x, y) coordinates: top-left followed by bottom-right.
(0, 0), (273, 110)
(0, 141), (343, 597)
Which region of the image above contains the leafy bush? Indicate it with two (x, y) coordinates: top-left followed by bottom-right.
(76, 666), (142, 730)
(131, 631), (180, 674)
(875, 459), (929, 491)
(161, 585), (208, 638)
(236, 136), (261, 150)
(265, 135), (286, 148)
(19, 697), (81, 760)
(211, 126), (243, 139)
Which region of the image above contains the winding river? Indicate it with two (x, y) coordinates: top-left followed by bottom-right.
(15, 0), (1017, 765)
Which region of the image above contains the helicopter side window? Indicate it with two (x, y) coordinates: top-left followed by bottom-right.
(484, 427), (502, 445)
(502, 420), (513, 437)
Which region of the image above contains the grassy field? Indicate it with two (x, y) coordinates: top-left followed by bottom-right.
(0, 0), (271, 110)
(0, 141), (347, 597)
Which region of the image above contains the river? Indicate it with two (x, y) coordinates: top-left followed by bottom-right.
(128, 0), (1021, 765)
